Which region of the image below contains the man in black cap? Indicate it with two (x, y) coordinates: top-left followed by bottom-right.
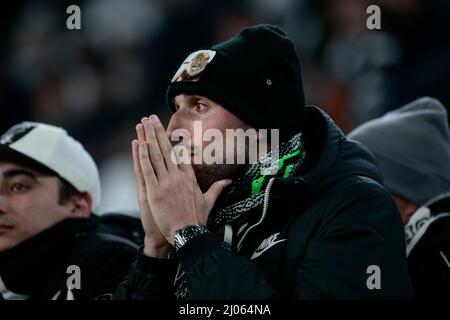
(116, 24), (414, 299)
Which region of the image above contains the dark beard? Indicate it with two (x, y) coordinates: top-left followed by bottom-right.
(193, 163), (249, 192)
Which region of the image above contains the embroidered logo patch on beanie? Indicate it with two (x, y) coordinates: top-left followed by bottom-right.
(171, 50), (216, 83)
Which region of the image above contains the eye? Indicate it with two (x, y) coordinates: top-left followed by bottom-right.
(194, 102), (207, 112)
(11, 183), (30, 193)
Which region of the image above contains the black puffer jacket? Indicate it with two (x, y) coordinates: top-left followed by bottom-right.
(115, 106), (414, 299)
(0, 215), (138, 300)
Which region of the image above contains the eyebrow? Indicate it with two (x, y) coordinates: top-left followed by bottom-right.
(174, 95), (206, 106)
(2, 169), (38, 181)
(188, 95), (205, 101)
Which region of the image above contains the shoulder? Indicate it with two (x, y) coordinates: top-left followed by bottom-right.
(322, 174), (394, 212)
(303, 175), (403, 241)
(62, 230), (138, 299)
(70, 227), (138, 267)
(70, 227), (137, 280)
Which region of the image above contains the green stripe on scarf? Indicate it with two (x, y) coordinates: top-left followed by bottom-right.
(251, 149), (304, 195)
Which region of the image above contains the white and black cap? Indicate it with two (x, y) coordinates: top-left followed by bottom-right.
(0, 122), (101, 212)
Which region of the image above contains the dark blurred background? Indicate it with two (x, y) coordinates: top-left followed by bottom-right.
(1, 0), (450, 214)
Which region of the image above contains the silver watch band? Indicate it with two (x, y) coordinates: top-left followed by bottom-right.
(174, 224), (210, 252)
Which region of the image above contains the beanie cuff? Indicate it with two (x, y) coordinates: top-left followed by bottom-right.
(375, 152), (447, 205)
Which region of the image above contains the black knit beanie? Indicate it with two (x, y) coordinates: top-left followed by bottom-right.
(166, 24), (306, 140)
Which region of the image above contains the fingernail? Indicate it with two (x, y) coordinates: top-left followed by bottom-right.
(225, 179), (233, 185)
(151, 115), (159, 122)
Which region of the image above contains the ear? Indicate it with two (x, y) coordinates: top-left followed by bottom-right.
(402, 202), (419, 225)
(392, 195), (419, 225)
(69, 192), (93, 218)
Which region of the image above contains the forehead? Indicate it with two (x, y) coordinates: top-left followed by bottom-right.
(174, 94), (219, 106)
(0, 161), (36, 175)
(0, 160), (54, 179)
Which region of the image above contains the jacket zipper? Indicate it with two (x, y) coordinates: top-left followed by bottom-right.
(236, 177), (275, 252)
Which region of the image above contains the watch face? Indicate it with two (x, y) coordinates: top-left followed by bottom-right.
(174, 224), (209, 251)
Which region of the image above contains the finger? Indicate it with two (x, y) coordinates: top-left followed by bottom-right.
(132, 139), (146, 194)
(170, 144), (190, 171)
(150, 115), (178, 172)
(136, 123), (146, 142)
(140, 116), (149, 137)
(143, 119), (168, 179)
(170, 129), (193, 171)
(139, 141), (158, 188)
(204, 179), (233, 207)
(178, 150), (195, 176)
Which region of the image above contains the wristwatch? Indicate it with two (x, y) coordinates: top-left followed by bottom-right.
(174, 224), (210, 252)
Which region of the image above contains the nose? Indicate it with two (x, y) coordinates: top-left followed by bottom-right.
(0, 195), (8, 216)
(166, 112), (185, 143)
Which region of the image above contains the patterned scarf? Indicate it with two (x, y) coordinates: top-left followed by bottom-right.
(210, 131), (306, 226)
(174, 132), (306, 299)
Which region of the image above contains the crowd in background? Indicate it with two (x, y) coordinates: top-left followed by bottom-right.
(1, 0), (450, 214)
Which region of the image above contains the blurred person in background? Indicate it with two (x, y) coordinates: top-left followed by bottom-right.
(116, 24), (414, 300)
(349, 97), (450, 298)
(0, 122), (139, 300)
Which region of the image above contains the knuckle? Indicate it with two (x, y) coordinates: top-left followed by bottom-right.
(151, 191), (163, 201)
(158, 181), (170, 193)
(152, 153), (164, 163)
(172, 173), (183, 184)
(139, 148), (148, 159)
(162, 145), (171, 155)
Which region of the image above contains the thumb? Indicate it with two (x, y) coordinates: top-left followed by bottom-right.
(204, 179), (232, 206)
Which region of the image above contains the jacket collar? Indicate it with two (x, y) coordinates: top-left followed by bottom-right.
(244, 105), (384, 230)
